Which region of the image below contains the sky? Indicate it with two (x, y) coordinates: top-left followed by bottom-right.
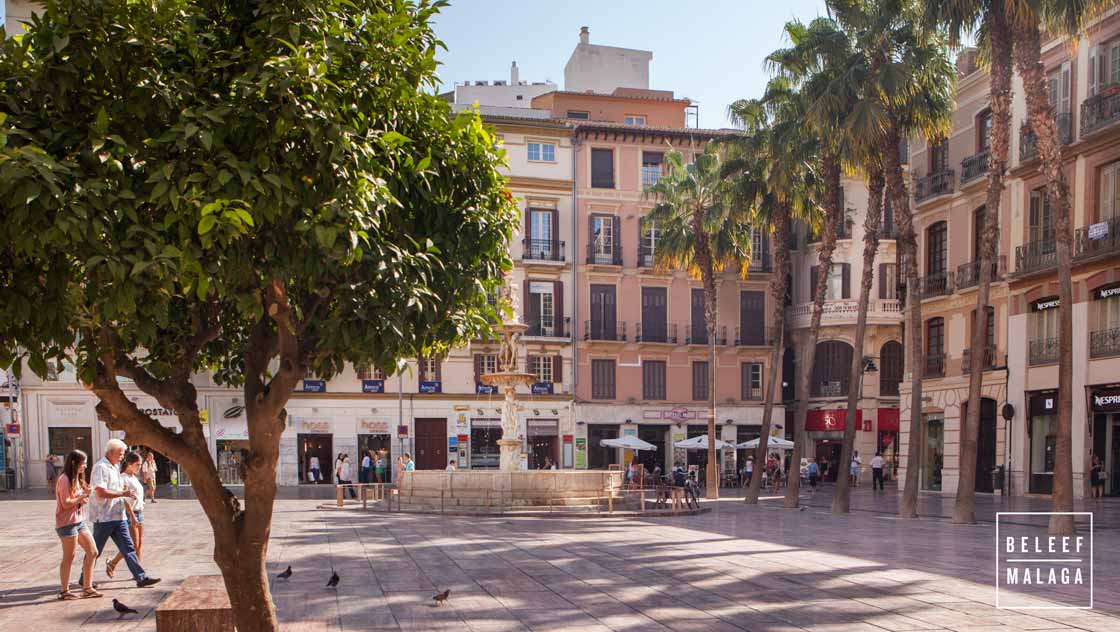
(431, 0), (829, 129)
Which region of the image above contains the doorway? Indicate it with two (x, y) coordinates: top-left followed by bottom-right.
(358, 434), (392, 483)
(298, 433), (333, 484)
(414, 418), (447, 470)
(971, 398), (998, 493)
(527, 419), (559, 469)
(636, 425), (668, 474)
(587, 424), (618, 469)
(922, 417), (944, 491)
(814, 440), (842, 482)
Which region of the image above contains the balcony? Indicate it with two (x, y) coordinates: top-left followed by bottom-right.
(961, 347), (999, 374)
(1019, 113), (1072, 162)
(636, 322), (678, 344)
(641, 165), (662, 188)
(915, 170), (954, 203)
(637, 247), (656, 269)
(584, 320), (626, 342)
(686, 325), (728, 346)
(812, 380), (850, 398)
(955, 256), (1006, 290)
(734, 326), (769, 347)
(748, 253), (772, 273)
(1074, 217), (1120, 261)
(917, 271), (953, 298)
(788, 298), (902, 329)
(1090, 327), (1120, 359)
(924, 354), (946, 378)
(1080, 87), (1120, 138)
(586, 244), (622, 266)
(522, 239), (565, 263)
(523, 316), (570, 339)
(1014, 239), (1056, 275)
(1028, 337), (1059, 366)
(960, 150), (989, 185)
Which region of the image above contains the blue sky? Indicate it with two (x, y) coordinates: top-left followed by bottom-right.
(432, 0), (828, 129)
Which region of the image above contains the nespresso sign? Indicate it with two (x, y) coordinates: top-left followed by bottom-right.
(1092, 389), (1120, 413)
(1094, 283), (1120, 301)
(1031, 297), (1060, 311)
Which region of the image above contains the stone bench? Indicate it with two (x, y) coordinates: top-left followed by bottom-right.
(156, 575), (235, 632)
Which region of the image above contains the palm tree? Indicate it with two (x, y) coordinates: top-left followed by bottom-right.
(922, 0), (1015, 526)
(646, 145), (752, 499)
(725, 82), (821, 505)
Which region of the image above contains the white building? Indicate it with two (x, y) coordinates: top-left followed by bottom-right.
(564, 27), (652, 94)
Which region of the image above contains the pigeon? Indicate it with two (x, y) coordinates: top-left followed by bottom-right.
(113, 598), (138, 618)
(799, 506), (808, 512)
(326, 570), (339, 588)
(432, 589), (451, 606)
(277, 566), (292, 581)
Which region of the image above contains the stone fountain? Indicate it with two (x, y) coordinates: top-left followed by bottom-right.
(481, 285), (536, 471)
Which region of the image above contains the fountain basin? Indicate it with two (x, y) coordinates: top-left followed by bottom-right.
(396, 470), (625, 508)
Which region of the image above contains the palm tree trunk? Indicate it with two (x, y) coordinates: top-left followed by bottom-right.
(883, 124), (923, 519)
(1013, 20), (1075, 536)
(785, 154), (842, 508)
(705, 275), (719, 500)
(748, 206), (790, 504)
(833, 166), (884, 514)
(955, 11), (1012, 525)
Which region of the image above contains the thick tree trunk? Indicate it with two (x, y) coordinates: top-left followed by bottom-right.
(832, 167), (883, 514)
(785, 154), (842, 508)
(705, 275), (719, 500)
(1013, 21), (1075, 536)
(883, 125), (922, 519)
(955, 12), (1012, 525)
(747, 208), (790, 504)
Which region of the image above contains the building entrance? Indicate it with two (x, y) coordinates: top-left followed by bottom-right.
(587, 424), (618, 469)
(636, 425), (668, 475)
(298, 433), (333, 484)
(413, 418), (447, 470)
(358, 434), (392, 483)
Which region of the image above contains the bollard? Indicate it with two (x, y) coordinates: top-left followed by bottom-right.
(640, 488), (645, 513)
(336, 485), (344, 507)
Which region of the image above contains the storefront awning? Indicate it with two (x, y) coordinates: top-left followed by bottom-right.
(805, 409), (862, 432)
(878, 408), (900, 432)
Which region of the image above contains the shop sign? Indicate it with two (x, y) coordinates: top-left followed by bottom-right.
(448, 436), (458, 449)
(359, 420), (390, 434)
(455, 414), (469, 433)
(1088, 221), (1110, 241)
(5, 423), (18, 435)
(531, 382), (553, 395)
(476, 383), (497, 395)
(805, 409), (862, 432)
(457, 434), (469, 442)
(1031, 297), (1060, 311)
(214, 426), (249, 440)
(199, 410), (209, 425)
(574, 438), (586, 469)
(397, 424), (409, 436)
(1091, 389), (1120, 413)
(50, 402), (88, 421)
(1094, 283), (1120, 301)
(622, 427), (637, 438)
(302, 379), (327, 393)
(419, 381), (441, 394)
(664, 407), (691, 422)
(223, 405), (244, 419)
(362, 379), (385, 393)
(299, 420), (330, 433)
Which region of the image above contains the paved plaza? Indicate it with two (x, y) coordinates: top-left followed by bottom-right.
(0, 488), (1117, 631)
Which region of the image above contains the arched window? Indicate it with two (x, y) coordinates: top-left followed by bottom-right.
(879, 341), (903, 396)
(812, 340), (854, 397)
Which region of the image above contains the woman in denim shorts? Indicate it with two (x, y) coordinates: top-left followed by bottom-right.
(55, 450), (102, 600)
(107, 451), (147, 577)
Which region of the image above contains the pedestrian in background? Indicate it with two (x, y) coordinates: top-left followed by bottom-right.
(394, 455), (405, 483)
(359, 450), (372, 485)
(55, 449), (101, 600)
(850, 450), (862, 488)
(141, 451), (158, 503)
(375, 452), (386, 484)
(870, 452), (885, 491)
(404, 453), (415, 472)
(339, 454), (356, 499)
(107, 451), (146, 577)
(46, 452), (59, 497)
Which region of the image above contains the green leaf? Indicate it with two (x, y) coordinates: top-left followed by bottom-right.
(199, 130), (213, 151)
(196, 276), (210, 300)
(198, 215), (217, 235)
(233, 208), (254, 227)
(381, 131), (411, 147)
(52, 34), (69, 53)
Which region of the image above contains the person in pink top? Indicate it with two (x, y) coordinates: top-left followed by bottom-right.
(55, 450), (101, 600)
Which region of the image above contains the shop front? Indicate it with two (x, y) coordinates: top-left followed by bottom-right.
(586, 424), (618, 469)
(734, 424), (762, 477)
(636, 424), (669, 475)
(1090, 385), (1120, 496)
(1028, 391), (1058, 494)
(526, 419), (560, 469)
(470, 418), (501, 469)
(877, 408), (900, 481)
(357, 419), (393, 483)
(806, 409), (861, 482)
(297, 420), (333, 484)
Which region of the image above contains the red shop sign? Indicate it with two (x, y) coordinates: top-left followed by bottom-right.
(805, 409), (862, 432)
(878, 408), (900, 432)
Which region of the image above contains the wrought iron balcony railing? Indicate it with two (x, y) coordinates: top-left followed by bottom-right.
(586, 244), (622, 266)
(924, 353), (946, 378)
(636, 322), (678, 344)
(1080, 87), (1120, 138)
(1019, 113), (1073, 162)
(748, 253), (772, 272)
(915, 170), (955, 203)
(638, 247), (656, 269)
(584, 320), (626, 342)
(734, 326), (769, 347)
(1014, 239), (1057, 275)
(955, 255), (1006, 290)
(918, 271), (953, 298)
(523, 316), (570, 338)
(1074, 217), (1120, 261)
(522, 238), (565, 262)
(960, 150), (989, 185)
(1090, 327), (1120, 359)
(1029, 337), (1060, 366)
(812, 380), (850, 398)
(961, 347), (999, 374)
(686, 325), (727, 346)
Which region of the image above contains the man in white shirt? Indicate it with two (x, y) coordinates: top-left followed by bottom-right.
(359, 451), (372, 484)
(81, 439), (160, 588)
(871, 452), (886, 491)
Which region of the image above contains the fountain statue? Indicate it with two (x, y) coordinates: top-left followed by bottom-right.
(481, 282), (536, 471)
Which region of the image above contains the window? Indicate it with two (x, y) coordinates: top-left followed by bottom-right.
(929, 141), (948, 173)
(741, 363), (763, 400)
(879, 341), (903, 396)
(356, 365), (386, 380)
(526, 280), (555, 336)
(625, 115), (647, 126)
(566, 110), (589, 120)
(477, 354), (498, 376)
(926, 317), (945, 375)
(970, 306), (996, 353)
(642, 360), (666, 399)
(1095, 292), (1120, 331)
(1031, 302), (1060, 342)
(591, 148), (614, 188)
(878, 263), (898, 300)
(527, 141), (556, 162)
(1047, 63), (1072, 114)
(591, 215), (615, 260)
(639, 216), (659, 266)
(810, 264), (849, 301)
(692, 361), (709, 401)
(1100, 161), (1120, 221)
(812, 341), (853, 396)
(591, 359), (616, 399)
(529, 354), (553, 383)
(419, 356), (440, 382)
(641, 151), (663, 187)
(926, 221), (947, 275)
(739, 291), (765, 345)
(1029, 188), (1055, 245)
(976, 109), (992, 151)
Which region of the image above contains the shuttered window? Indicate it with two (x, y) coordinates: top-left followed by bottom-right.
(741, 363), (763, 400)
(812, 341), (853, 397)
(878, 263), (898, 299)
(591, 148), (614, 188)
(642, 360), (667, 400)
(879, 341), (903, 396)
(692, 361), (709, 401)
(926, 221), (947, 275)
(591, 360), (616, 399)
(739, 291), (765, 345)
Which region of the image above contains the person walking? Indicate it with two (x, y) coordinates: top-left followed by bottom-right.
(870, 452), (885, 491)
(446, 459), (457, 472)
(55, 450), (101, 600)
(850, 451), (862, 488)
(374, 452), (386, 484)
(80, 439), (160, 588)
(394, 455), (405, 483)
(359, 450), (371, 485)
(807, 459), (820, 490)
(339, 454), (356, 499)
(107, 452), (146, 577)
(1090, 454), (1105, 499)
(743, 457), (754, 488)
(404, 453), (415, 472)
(141, 451), (157, 503)
(308, 453), (321, 483)
(46, 452), (59, 497)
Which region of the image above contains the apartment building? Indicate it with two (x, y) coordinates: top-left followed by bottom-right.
(901, 11), (1120, 499)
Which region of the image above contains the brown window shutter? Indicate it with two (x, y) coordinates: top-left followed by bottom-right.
(419, 357), (427, 382)
(877, 264), (886, 299)
(473, 355), (481, 384)
(552, 355), (563, 384)
(435, 358), (442, 382)
(553, 281), (564, 332)
(526, 354), (536, 379)
(842, 264), (851, 299)
(550, 208), (559, 255)
(809, 266), (818, 300)
(525, 207), (532, 245)
(612, 216), (622, 262)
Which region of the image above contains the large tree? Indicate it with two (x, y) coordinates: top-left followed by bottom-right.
(0, 1), (517, 630)
(646, 145), (752, 499)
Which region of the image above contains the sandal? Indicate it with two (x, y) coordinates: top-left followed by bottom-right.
(59, 591), (79, 601)
(105, 560), (116, 579)
(81, 588), (103, 599)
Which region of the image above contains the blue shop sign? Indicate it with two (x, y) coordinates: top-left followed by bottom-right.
(448, 436), (458, 449)
(419, 381), (442, 394)
(302, 379), (326, 393)
(531, 382), (554, 395)
(362, 379), (385, 394)
(476, 383), (498, 395)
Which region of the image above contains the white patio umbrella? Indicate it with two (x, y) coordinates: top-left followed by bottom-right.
(601, 436), (657, 451)
(736, 436), (796, 449)
(673, 435), (736, 450)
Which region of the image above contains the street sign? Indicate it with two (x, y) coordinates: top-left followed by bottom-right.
(5, 424), (19, 435)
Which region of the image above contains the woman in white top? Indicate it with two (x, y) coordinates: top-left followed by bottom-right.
(339, 455), (356, 499)
(106, 451), (146, 578)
